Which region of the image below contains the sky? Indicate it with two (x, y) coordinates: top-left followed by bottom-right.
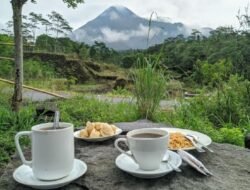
(0, 0), (249, 31)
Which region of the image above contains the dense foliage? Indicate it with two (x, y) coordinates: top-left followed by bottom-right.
(0, 58), (55, 80)
(145, 27), (250, 80)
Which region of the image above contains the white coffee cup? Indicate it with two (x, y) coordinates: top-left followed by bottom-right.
(15, 122), (74, 180)
(115, 128), (169, 171)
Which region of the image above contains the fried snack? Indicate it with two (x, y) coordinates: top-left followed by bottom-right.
(79, 121), (117, 138)
(100, 124), (114, 137)
(86, 121), (94, 134)
(95, 122), (102, 131)
(111, 125), (117, 133)
(80, 128), (89, 137)
(89, 128), (101, 138)
(169, 132), (193, 149)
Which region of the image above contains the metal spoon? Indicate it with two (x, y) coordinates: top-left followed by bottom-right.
(162, 153), (182, 172)
(186, 134), (214, 153)
(53, 111), (60, 129)
(185, 135), (205, 153)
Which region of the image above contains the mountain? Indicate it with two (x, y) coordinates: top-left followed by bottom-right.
(70, 6), (211, 50)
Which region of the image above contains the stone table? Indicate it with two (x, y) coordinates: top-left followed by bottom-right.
(1, 120), (250, 190)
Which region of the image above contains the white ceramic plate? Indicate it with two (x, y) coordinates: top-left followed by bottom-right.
(160, 128), (212, 151)
(74, 127), (123, 142)
(13, 159), (87, 189)
(115, 150), (182, 179)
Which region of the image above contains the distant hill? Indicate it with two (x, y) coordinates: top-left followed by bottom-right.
(70, 6), (212, 50)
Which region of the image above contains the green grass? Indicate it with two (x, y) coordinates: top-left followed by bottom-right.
(58, 96), (139, 127)
(106, 87), (132, 97)
(133, 57), (167, 119)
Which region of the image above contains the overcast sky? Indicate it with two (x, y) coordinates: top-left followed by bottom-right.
(0, 0), (249, 30)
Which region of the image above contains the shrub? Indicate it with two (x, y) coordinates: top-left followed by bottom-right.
(192, 59), (233, 87)
(220, 127), (244, 146)
(205, 75), (250, 127)
(132, 57), (167, 119)
(121, 55), (136, 68)
(24, 59), (55, 80)
(0, 60), (14, 79)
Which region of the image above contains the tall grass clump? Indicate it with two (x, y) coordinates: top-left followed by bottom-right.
(133, 57), (167, 119)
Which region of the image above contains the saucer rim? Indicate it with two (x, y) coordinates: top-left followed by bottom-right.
(13, 159), (87, 189)
(115, 150), (182, 176)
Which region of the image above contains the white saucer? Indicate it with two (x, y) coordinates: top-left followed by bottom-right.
(13, 159), (87, 189)
(115, 150), (182, 178)
(74, 127), (123, 142)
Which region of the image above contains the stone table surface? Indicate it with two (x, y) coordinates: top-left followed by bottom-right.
(1, 120), (250, 190)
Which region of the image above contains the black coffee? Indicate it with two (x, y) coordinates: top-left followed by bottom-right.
(41, 126), (67, 130)
(132, 133), (163, 138)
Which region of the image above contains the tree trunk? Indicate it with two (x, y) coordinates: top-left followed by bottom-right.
(11, 0), (25, 112)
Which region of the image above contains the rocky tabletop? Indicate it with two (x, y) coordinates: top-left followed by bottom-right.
(0, 120), (250, 190)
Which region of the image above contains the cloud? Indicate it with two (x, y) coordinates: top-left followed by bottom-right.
(101, 27), (129, 42)
(0, 0), (249, 31)
(99, 24), (161, 43)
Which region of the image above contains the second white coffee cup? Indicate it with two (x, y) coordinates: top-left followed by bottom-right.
(115, 128), (169, 171)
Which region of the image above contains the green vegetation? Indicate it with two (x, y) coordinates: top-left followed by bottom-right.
(146, 27), (250, 80)
(58, 96), (139, 126)
(108, 87), (132, 97)
(154, 75), (250, 146)
(0, 59), (56, 81)
(133, 57), (167, 119)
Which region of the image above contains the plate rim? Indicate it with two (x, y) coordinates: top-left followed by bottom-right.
(13, 159), (87, 188)
(160, 127), (212, 151)
(115, 150), (182, 176)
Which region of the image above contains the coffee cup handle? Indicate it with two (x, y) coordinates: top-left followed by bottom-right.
(15, 131), (32, 167)
(114, 138), (137, 162)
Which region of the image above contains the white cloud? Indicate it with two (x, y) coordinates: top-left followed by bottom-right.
(100, 24), (161, 43)
(0, 0), (249, 31)
(101, 27), (130, 42)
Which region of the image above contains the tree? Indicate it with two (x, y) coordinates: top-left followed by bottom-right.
(40, 17), (52, 36)
(48, 11), (73, 52)
(28, 12), (42, 42)
(11, 0), (84, 112)
(22, 15), (33, 42)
